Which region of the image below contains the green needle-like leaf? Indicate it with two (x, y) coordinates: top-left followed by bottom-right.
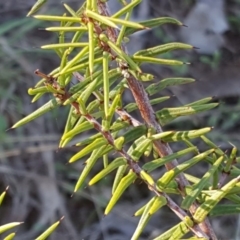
(153, 217), (194, 240)
(31, 93), (45, 102)
(79, 77), (99, 104)
(88, 21), (95, 76)
(116, 3), (132, 46)
(114, 137), (125, 150)
(181, 155), (224, 210)
(224, 146), (237, 172)
(13, 1), (238, 238)
(62, 106), (79, 135)
(103, 51), (110, 124)
(185, 97), (215, 107)
(0, 222), (23, 234)
(69, 70), (101, 94)
(144, 142), (153, 157)
(69, 138), (108, 163)
(201, 135), (224, 156)
(63, 90), (85, 106)
(169, 218), (193, 240)
(148, 196), (167, 215)
(99, 34), (142, 73)
(89, 157), (127, 185)
(193, 176), (240, 223)
(33, 15), (82, 22)
(63, 3), (79, 17)
(45, 26), (87, 32)
(129, 138), (152, 161)
(156, 103), (219, 126)
(112, 165), (128, 194)
(226, 194), (240, 204)
(134, 42), (194, 57)
(153, 224), (179, 240)
(60, 46), (89, 75)
(85, 10), (119, 29)
(120, 125), (148, 144)
(74, 145), (113, 192)
(3, 232), (16, 240)
(75, 121), (129, 148)
(151, 128), (213, 142)
(58, 50), (69, 87)
(105, 170), (137, 215)
(139, 170), (155, 186)
(27, 0), (47, 16)
(28, 86), (49, 95)
(146, 77), (195, 96)
(143, 147), (197, 172)
(133, 55), (186, 66)
(60, 57), (102, 75)
(112, 0), (141, 18)
(0, 186), (8, 206)
(124, 17), (183, 36)
(35, 217), (63, 240)
(11, 98), (62, 129)
(107, 17), (147, 29)
(127, 69), (154, 81)
(131, 197), (154, 240)
(157, 149), (215, 189)
(107, 93), (122, 123)
(134, 197), (156, 217)
(210, 204), (240, 216)
(41, 42), (88, 49)
(62, 120), (93, 141)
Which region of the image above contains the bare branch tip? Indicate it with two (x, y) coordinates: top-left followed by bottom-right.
(38, 28), (47, 31)
(228, 141), (236, 148)
(193, 46), (200, 50)
(6, 127), (13, 132)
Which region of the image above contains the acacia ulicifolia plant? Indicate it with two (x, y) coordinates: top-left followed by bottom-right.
(10, 0), (240, 239)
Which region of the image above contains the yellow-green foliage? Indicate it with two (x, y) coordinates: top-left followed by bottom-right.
(9, 0), (240, 239)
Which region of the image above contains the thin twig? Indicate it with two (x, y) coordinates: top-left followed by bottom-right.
(70, 97), (208, 238)
(65, 70), (208, 236)
(97, 1), (217, 239)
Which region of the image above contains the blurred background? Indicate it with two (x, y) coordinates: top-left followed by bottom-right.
(1, 0), (240, 239)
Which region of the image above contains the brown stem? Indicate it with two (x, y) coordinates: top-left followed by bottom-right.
(71, 71), (208, 238)
(70, 91), (208, 238)
(97, 1), (217, 239)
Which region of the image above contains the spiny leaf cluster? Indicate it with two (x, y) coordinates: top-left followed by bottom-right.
(0, 187), (63, 239)
(10, 0), (240, 239)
